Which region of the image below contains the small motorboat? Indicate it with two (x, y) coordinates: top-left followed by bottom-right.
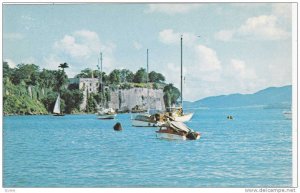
(131, 113), (162, 127)
(97, 107), (117, 119)
(131, 105), (147, 113)
(156, 121), (200, 140)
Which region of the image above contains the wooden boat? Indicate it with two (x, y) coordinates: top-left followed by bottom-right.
(156, 121), (200, 140)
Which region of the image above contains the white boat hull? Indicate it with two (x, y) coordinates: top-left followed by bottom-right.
(97, 114), (116, 119)
(156, 132), (187, 140)
(131, 119), (158, 127)
(173, 112), (194, 122)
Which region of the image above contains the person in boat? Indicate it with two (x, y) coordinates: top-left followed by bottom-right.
(178, 108), (183, 116)
(227, 115), (233, 120)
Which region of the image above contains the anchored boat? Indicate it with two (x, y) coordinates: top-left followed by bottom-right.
(97, 107), (116, 119)
(156, 121), (200, 140)
(166, 107), (194, 122)
(131, 49), (160, 127)
(131, 113), (160, 127)
(96, 52), (117, 120)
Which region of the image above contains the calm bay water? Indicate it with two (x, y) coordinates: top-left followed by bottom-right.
(3, 107), (292, 187)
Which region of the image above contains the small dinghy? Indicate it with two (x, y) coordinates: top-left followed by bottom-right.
(156, 121), (200, 140)
(97, 107), (117, 119)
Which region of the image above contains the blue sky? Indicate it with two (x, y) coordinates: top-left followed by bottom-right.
(3, 3), (293, 101)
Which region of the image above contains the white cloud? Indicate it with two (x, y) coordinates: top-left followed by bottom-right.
(158, 29), (224, 101)
(133, 41), (142, 50)
(214, 30), (234, 42)
(4, 58), (17, 68)
(45, 30), (116, 78)
(145, 4), (201, 15)
(193, 45), (222, 72)
(4, 33), (24, 40)
(158, 28), (291, 101)
(159, 29), (179, 44)
(159, 29), (198, 46)
(43, 54), (64, 71)
(229, 59), (257, 80)
(54, 30), (102, 59)
(238, 15), (289, 40)
(272, 3), (292, 19)
(215, 14), (290, 41)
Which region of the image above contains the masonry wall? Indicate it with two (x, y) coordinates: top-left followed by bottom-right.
(69, 78), (165, 111)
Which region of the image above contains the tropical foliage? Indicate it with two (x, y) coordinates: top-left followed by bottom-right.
(3, 62), (83, 115)
(163, 84), (181, 108)
(3, 61), (179, 115)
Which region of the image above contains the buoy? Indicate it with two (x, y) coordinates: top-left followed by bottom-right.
(113, 122), (122, 131)
(227, 115), (233, 120)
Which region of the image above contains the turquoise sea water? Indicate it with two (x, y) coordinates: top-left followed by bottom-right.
(3, 107), (292, 187)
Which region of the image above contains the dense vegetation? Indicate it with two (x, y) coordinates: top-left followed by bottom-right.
(75, 67), (165, 85)
(3, 62), (83, 115)
(3, 62), (180, 115)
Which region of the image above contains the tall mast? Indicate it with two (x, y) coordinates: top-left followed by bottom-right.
(147, 49), (150, 111)
(180, 35), (183, 108)
(100, 52), (104, 107)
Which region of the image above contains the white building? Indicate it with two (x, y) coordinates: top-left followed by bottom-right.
(69, 78), (101, 110)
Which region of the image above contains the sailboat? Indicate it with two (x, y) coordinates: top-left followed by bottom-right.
(156, 35), (200, 140)
(96, 52), (117, 120)
(167, 35), (194, 122)
(131, 49), (162, 127)
(53, 94), (64, 116)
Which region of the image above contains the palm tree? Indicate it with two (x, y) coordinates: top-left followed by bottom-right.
(59, 62), (69, 72)
(56, 62), (69, 93)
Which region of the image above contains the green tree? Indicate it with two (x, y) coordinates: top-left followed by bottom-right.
(133, 68), (147, 83)
(61, 89), (83, 113)
(163, 84), (180, 108)
(109, 69), (121, 84)
(59, 62), (69, 72)
(39, 69), (57, 89)
(54, 66), (68, 93)
(11, 64), (40, 86)
(40, 91), (57, 112)
(75, 68), (94, 78)
(86, 94), (97, 113)
(3, 62), (13, 80)
(149, 71), (165, 83)
(119, 69), (134, 82)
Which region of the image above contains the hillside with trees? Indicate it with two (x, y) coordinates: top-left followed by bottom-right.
(3, 62), (180, 115)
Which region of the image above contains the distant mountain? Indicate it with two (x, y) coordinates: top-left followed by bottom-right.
(184, 85), (292, 109)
